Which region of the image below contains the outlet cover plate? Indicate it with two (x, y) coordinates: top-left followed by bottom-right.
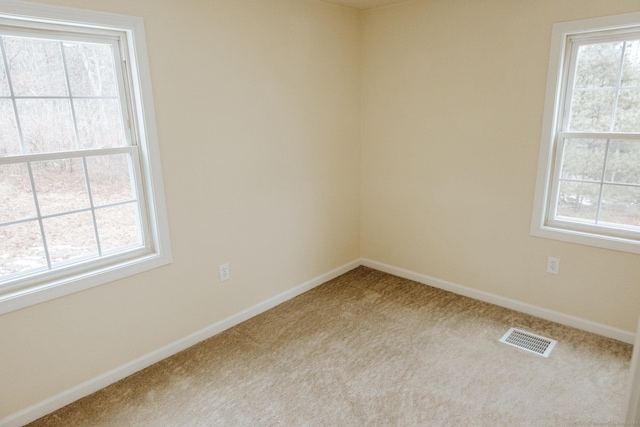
(219, 263), (230, 281)
(547, 257), (560, 274)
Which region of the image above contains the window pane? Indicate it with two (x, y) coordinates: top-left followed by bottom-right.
(0, 99), (21, 156)
(95, 203), (141, 253)
(74, 99), (126, 149)
(3, 36), (67, 97)
(568, 89), (615, 131)
(556, 181), (600, 222)
(42, 211), (98, 266)
(0, 163), (37, 223)
(560, 138), (606, 181)
(604, 140), (640, 185)
(0, 13), (169, 309)
(614, 89), (640, 132)
(574, 41), (623, 89)
(599, 185), (640, 228)
(621, 40), (640, 87)
(86, 154), (135, 207)
(31, 158), (90, 216)
(63, 41), (118, 97)
(0, 221), (47, 277)
(17, 99), (76, 153)
(0, 52), (10, 96)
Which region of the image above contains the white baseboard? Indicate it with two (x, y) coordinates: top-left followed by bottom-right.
(3, 257), (634, 426)
(0, 259), (360, 427)
(360, 258), (636, 344)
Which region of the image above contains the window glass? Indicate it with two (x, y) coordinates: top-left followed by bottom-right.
(533, 14), (640, 253)
(85, 154), (136, 206)
(42, 210), (99, 266)
(621, 40), (640, 87)
(0, 50), (10, 96)
(74, 99), (126, 149)
(95, 203), (141, 253)
(560, 139), (606, 181)
(4, 36), (68, 97)
(63, 41), (118, 97)
(0, 163), (36, 222)
(17, 99), (77, 153)
(604, 140), (640, 184)
(568, 90), (615, 132)
(573, 41), (622, 89)
(31, 158), (90, 215)
(0, 4), (171, 315)
(0, 31), (145, 286)
(0, 221), (47, 277)
(556, 181), (600, 222)
(0, 99), (20, 155)
(559, 37), (640, 232)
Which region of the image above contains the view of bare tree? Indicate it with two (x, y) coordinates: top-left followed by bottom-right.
(0, 35), (141, 279)
(557, 39), (640, 227)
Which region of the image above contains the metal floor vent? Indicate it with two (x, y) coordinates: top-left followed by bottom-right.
(499, 328), (557, 357)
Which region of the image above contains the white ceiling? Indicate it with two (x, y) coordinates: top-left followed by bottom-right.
(319, 0), (410, 9)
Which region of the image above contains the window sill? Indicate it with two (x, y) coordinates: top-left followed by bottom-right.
(531, 222), (640, 255)
(0, 250), (171, 315)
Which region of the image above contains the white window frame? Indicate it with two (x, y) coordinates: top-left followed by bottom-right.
(531, 11), (640, 254)
(0, 0), (171, 314)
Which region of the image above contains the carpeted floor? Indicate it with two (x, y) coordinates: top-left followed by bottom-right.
(28, 266), (632, 426)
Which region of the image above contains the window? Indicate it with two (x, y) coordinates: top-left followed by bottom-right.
(532, 12), (640, 254)
(0, 2), (171, 314)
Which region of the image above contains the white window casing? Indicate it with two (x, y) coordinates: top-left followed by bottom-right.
(531, 11), (640, 254)
(0, 0), (171, 314)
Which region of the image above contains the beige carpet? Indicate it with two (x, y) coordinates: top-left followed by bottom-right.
(28, 266), (632, 426)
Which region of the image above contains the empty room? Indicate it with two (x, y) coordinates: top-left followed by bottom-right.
(1, 0), (639, 425)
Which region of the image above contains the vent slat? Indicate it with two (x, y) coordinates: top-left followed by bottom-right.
(499, 328), (557, 357)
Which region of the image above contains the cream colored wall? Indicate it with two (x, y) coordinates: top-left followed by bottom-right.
(0, 0), (361, 418)
(361, 0), (640, 332)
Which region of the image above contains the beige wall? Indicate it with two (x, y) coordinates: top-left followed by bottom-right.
(0, 0), (361, 418)
(361, 0), (640, 332)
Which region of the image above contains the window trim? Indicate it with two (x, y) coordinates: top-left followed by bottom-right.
(0, 0), (172, 314)
(531, 11), (640, 254)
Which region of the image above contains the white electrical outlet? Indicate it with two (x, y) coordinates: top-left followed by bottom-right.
(219, 263), (230, 281)
(547, 257), (560, 275)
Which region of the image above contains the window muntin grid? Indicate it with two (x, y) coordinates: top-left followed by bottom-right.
(0, 27), (149, 288)
(547, 32), (640, 238)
